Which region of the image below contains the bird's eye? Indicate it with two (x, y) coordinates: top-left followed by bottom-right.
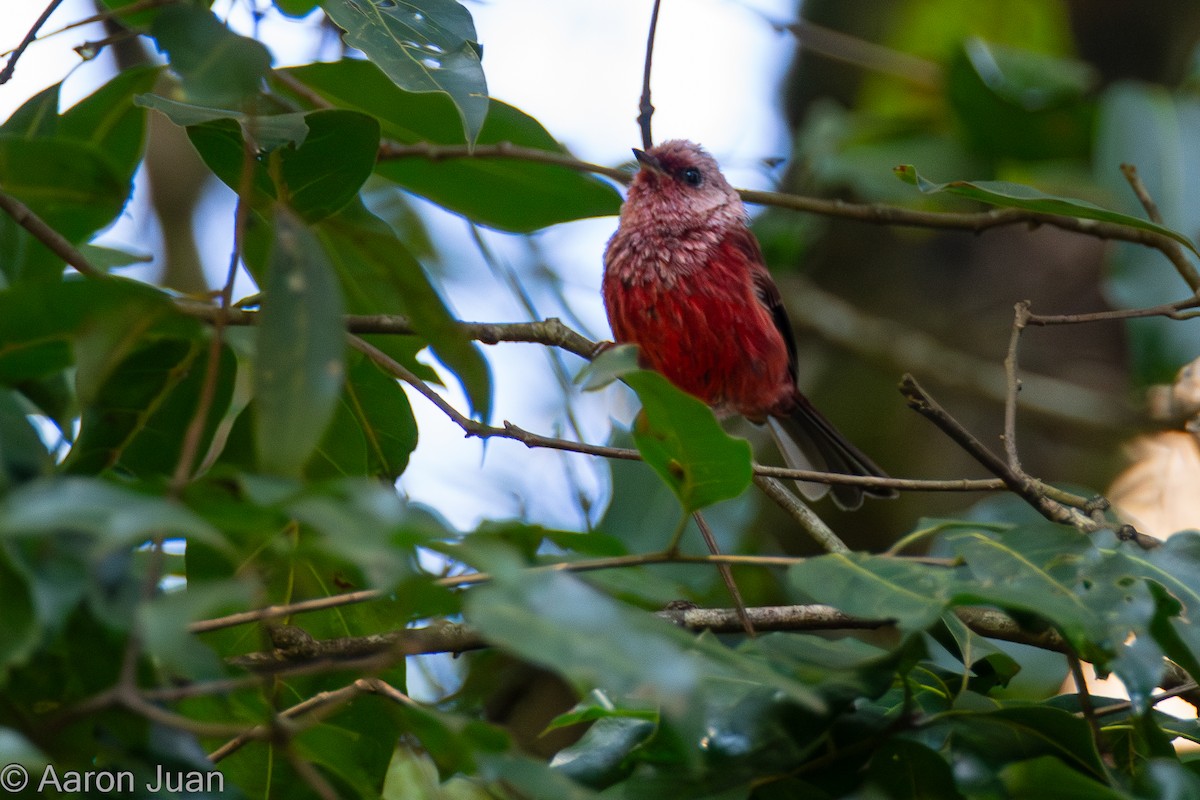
(681, 167), (703, 187)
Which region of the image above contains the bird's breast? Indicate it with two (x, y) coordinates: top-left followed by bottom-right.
(602, 238), (793, 418)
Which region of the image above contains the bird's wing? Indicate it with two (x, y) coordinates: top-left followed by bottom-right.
(723, 224), (799, 384)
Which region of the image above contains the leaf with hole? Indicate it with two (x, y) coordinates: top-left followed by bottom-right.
(320, 0), (488, 143)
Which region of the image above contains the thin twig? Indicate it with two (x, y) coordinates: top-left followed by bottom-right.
(270, 68), (335, 109)
(899, 374), (1097, 532)
(0, 187), (104, 278)
(181, 298), (1134, 437)
(740, 188), (1200, 292)
(1120, 163), (1164, 225)
(1088, 680), (1200, 719)
(308, 138), (1199, 291)
(0, 0), (65, 84)
(637, 0), (664, 149)
(192, 552), (959, 634)
(1001, 302), (1031, 470)
(377, 140), (628, 183)
(230, 605), (896, 671)
(209, 680), (367, 762)
(1069, 655), (1104, 752)
(693, 511), (755, 636)
(0, 0), (177, 59)
(1027, 297), (1200, 325)
(753, 475), (850, 553)
(170, 135), (255, 493)
(180, 303), (1071, 497)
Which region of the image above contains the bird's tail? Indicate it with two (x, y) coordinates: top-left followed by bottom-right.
(767, 397), (897, 511)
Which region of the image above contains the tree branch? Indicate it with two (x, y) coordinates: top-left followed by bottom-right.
(0, 186), (104, 278)
(363, 138), (1200, 291)
(0, 0), (65, 84)
(900, 373), (1100, 532)
(637, 0), (663, 149)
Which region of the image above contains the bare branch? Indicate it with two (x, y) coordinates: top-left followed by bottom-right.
(693, 511), (755, 636)
(0, 186), (104, 278)
(900, 373), (1098, 532)
(1002, 301), (1031, 470)
(637, 0), (664, 149)
(0, 0), (65, 84)
(1120, 163), (1164, 224)
(377, 140), (629, 183)
(752, 475), (850, 553)
(330, 138), (1200, 291)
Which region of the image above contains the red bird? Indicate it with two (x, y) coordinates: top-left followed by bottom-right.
(603, 140), (895, 510)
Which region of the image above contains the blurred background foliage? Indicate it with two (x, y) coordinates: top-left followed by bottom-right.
(760, 0), (1200, 551)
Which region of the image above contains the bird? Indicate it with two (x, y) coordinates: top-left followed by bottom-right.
(602, 139), (895, 510)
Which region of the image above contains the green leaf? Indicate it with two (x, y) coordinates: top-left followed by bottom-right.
(1114, 532), (1200, 685)
(0, 546), (38, 681)
(283, 60), (621, 231)
(277, 109), (380, 221)
(464, 571), (825, 719)
(58, 64), (160, 181)
(895, 164), (1200, 258)
(0, 137), (127, 283)
(0, 67), (156, 284)
(283, 478), (422, 590)
(550, 716), (656, 789)
(621, 370), (753, 514)
(76, 244), (151, 272)
(136, 93), (310, 151)
(865, 739), (962, 800)
(576, 344), (641, 391)
(1134, 759), (1200, 800)
(790, 553), (950, 634)
(254, 209), (347, 475)
(150, 6), (273, 108)
(306, 352), (418, 480)
(1, 83), (60, 137)
(184, 118), (278, 205)
(0, 477), (224, 550)
(313, 202), (492, 420)
(273, 0), (322, 16)
(0, 278), (180, 385)
(998, 756), (1130, 799)
(64, 338), (237, 480)
(320, 0), (488, 143)
(139, 579), (254, 680)
(0, 389), (52, 490)
(179, 107), (378, 221)
(941, 707), (1109, 781)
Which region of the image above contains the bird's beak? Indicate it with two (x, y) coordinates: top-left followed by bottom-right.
(632, 148), (667, 175)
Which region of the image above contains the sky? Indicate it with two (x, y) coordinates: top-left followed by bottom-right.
(1, 0), (798, 530)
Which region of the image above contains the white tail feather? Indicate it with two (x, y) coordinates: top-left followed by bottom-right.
(767, 417), (830, 502)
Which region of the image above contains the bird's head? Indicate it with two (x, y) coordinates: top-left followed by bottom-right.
(625, 140), (742, 228)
